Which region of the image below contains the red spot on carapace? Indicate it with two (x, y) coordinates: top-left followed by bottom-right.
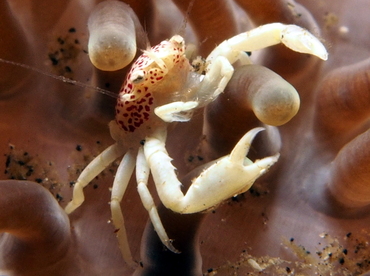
(126, 105), (137, 111)
(137, 98), (146, 104)
(134, 121), (143, 127)
(128, 125), (135, 132)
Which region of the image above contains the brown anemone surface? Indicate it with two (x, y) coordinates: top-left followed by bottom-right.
(1, 0), (370, 275)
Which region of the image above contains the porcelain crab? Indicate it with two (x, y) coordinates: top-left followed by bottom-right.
(64, 22), (327, 265)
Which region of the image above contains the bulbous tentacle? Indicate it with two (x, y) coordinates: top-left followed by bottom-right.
(0, 181), (72, 275)
(88, 1), (139, 71)
(314, 58), (370, 149)
(327, 130), (370, 208)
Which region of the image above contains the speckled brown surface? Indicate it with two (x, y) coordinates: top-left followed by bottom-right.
(1, 0), (369, 275)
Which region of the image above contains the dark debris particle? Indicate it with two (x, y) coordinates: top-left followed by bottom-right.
(246, 51), (252, 56)
(96, 141), (101, 144)
(197, 155), (204, 161)
(65, 66), (72, 73)
(249, 187), (261, 197)
(290, 238), (294, 242)
(35, 178), (43, 183)
(57, 37), (65, 45)
(70, 181), (75, 187)
(346, 232), (352, 238)
(105, 82), (111, 88)
(26, 166), (34, 176)
(140, 140), (145, 145)
(339, 257), (345, 265)
(207, 268), (214, 273)
(286, 267), (291, 273)
(56, 193), (63, 202)
(68, 27), (76, 33)
(17, 160), (25, 166)
(74, 39), (80, 44)
(5, 155), (11, 167)
(76, 145), (82, 151)
(343, 248), (348, 255)
(139, 261), (143, 268)
(231, 196), (239, 202)
(188, 155), (194, 162)
(93, 184), (98, 189)
(48, 54), (59, 65)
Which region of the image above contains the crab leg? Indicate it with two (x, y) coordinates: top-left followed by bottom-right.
(144, 127), (279, 214)
(136, 147), (179, 253)
(110, 149), (136, 267)
(65, 143), (124, 214)
(206, 22), (328, 64)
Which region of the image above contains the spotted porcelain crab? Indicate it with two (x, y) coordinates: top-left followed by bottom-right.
(65, 22), (327, 265)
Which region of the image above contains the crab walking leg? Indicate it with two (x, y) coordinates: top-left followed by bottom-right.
(136, 147), (179, 253)
(144, 128), (279, 214)
(110, 149), (136, 267)
(206, 22), (328, 65)
(65, 144), (125, 214)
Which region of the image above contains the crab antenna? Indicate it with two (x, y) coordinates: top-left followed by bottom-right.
(176, 0), (196, 37)
(0, 58), (118, 99)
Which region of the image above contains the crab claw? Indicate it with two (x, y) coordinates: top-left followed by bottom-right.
(280, 24), (328, 60)
(180, 127), (279, 213)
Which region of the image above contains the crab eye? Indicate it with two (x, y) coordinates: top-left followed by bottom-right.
(131, 70), (145, 84)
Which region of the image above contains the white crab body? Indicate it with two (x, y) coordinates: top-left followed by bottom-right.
(65, 23), (327, 266)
